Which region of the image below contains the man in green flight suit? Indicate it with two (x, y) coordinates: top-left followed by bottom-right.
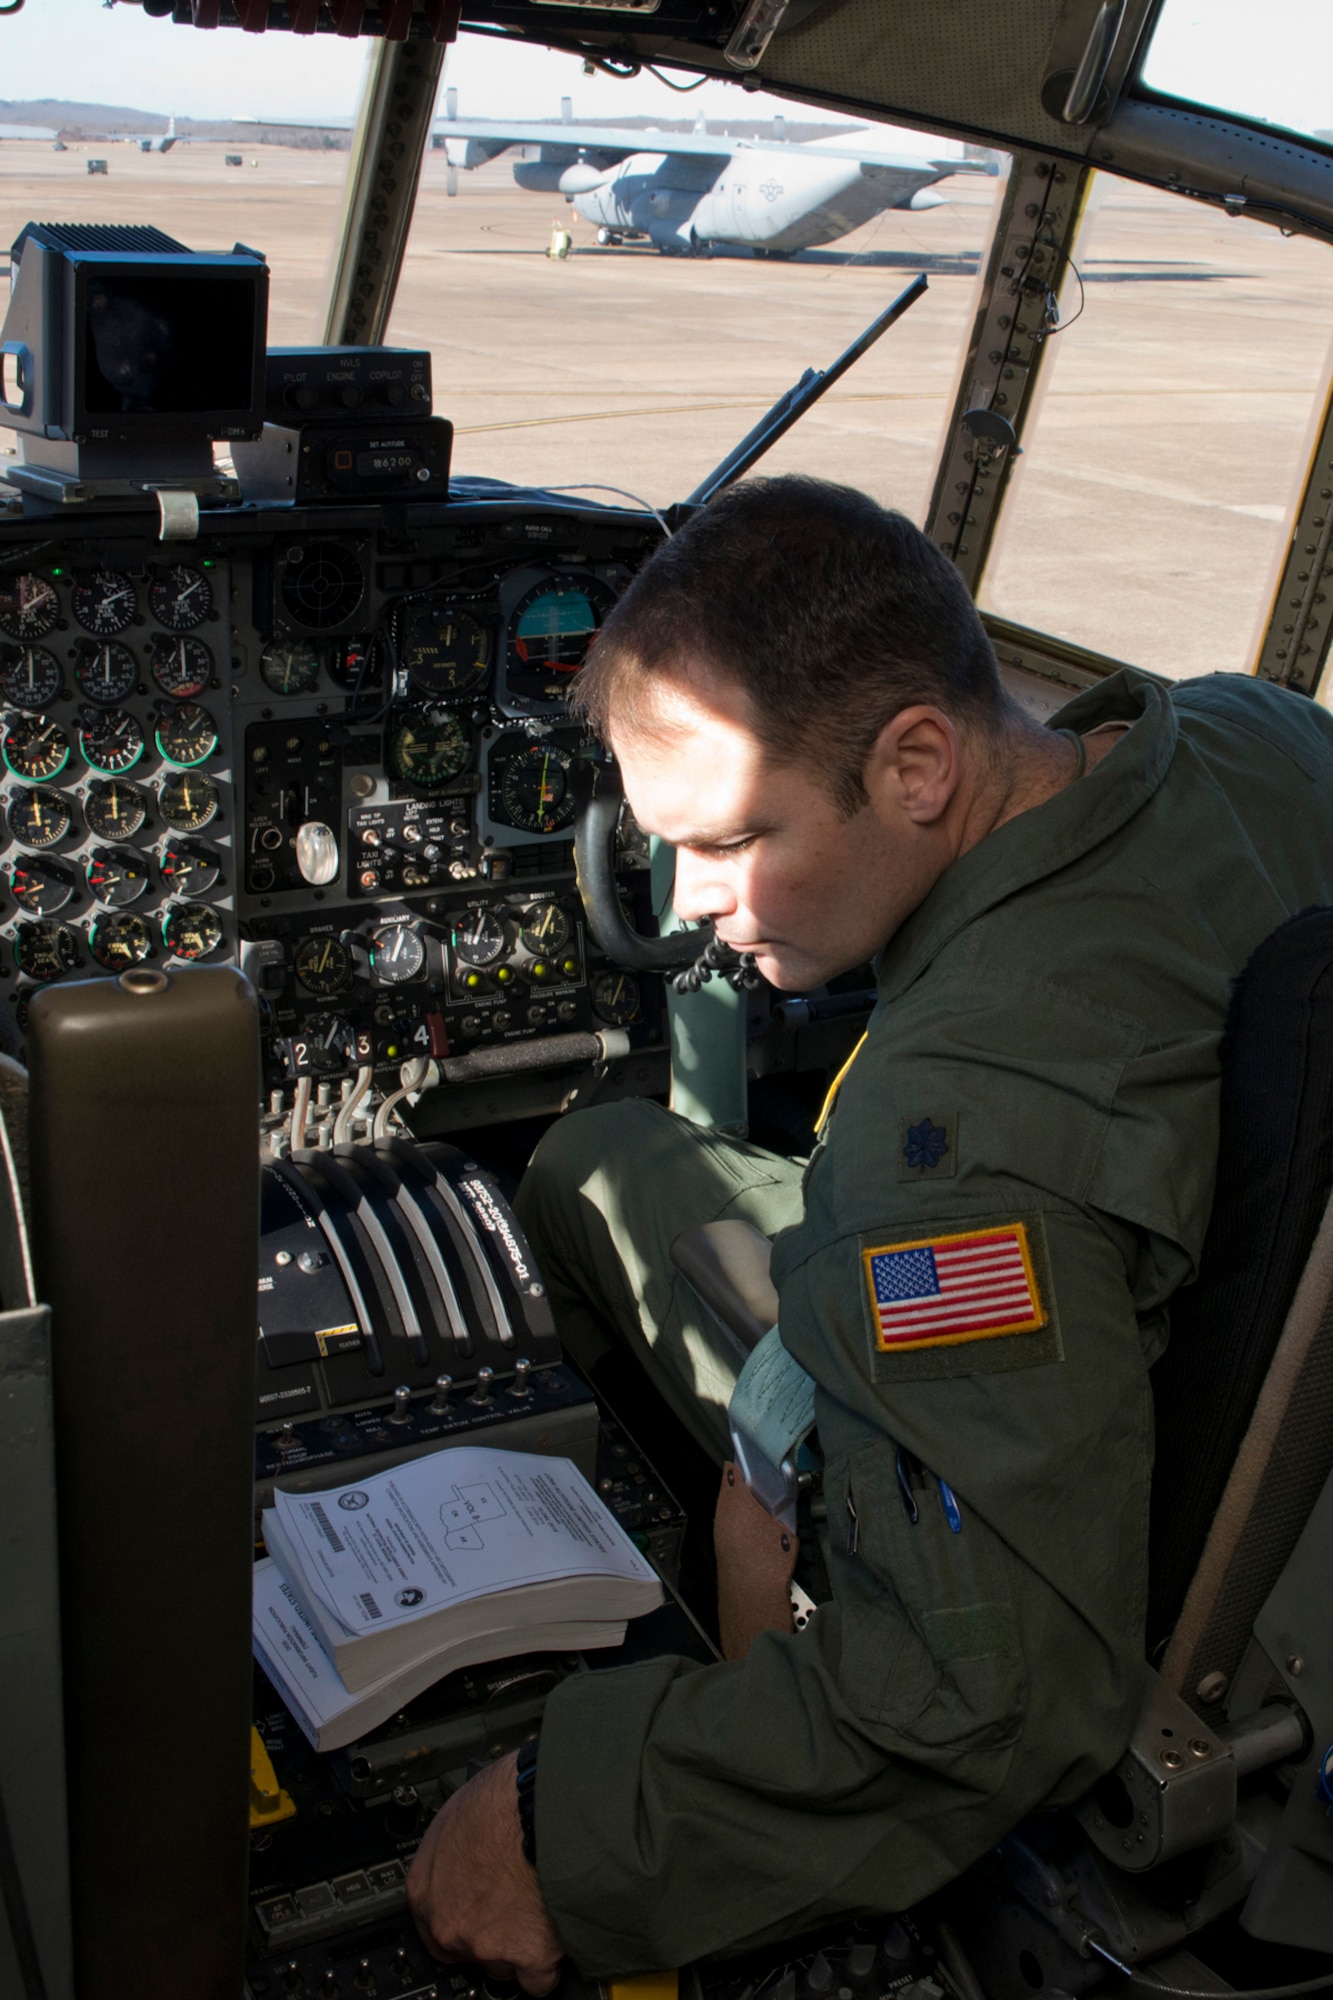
(407, 476), (1333, 1989)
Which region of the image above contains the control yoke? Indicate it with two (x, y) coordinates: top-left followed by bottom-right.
(573, 756), (759, 993)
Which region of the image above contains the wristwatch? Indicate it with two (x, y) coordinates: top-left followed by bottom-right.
(515, 1736), (539, 1865)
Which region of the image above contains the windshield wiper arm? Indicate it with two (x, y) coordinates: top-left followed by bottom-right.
(676, 270), (929, 516)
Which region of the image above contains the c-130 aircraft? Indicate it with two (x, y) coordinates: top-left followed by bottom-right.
(1, 3), (1332, 2000)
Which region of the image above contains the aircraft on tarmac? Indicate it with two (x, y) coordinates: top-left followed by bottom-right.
(246, 94), (994, 256)
(434, 95), (997, 255)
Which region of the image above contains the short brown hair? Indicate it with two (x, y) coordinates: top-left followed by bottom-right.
(574, 475), (1012, 813)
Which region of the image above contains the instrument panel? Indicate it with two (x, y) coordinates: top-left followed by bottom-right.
(0, 556), (235, 1010)
(0, 492), (666, 1118)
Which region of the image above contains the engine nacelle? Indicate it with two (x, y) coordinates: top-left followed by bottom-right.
(513, 160), (609, 196)
(907, 187), (948, 210)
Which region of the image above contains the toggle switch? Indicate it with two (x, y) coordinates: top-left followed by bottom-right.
(388, 1385), (413, 1426)
(430, 1373), (453, 1413)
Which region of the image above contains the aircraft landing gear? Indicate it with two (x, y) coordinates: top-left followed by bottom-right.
(596, 227), (624, 246)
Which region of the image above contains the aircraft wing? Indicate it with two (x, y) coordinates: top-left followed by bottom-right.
(433, 117), (733, 162)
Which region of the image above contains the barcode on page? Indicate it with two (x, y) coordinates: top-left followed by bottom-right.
(309, 1502), (345, 1554)
(357, 1591), (382, 1622)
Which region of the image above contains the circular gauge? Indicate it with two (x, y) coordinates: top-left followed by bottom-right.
(388, 706), (468, 789)
(400, 602), (490, 701)
(75, 641), (137, 705)
(84, 778), (147, 842)
(148, 564), (213, 632)
(155, 703), (218, 768)
(260, 641), (320, 698)
(295, 933), (353, 998)
(9, 855), (75, 917)
(298, 1013), (356, 1075)
(71, 571), (137, 637)
(592, 970), (642, 1026)
(0, 574), (59, 641)
(0, 646), (62, 712)
(79, 707), (144, 777)
(162, 902), (222, 961)
(13, 921), (78, 983)
(280, 540), (365, 631)
(150, 634), (212, 701)
(160, 840), (219, 896)
(507, 575), (615, 682)
(369, 923), (426, 985)
(7, 786), (72, 850)
(2, 714), (70, 784)
(452, 908), (507, 968)
(519, 901), (571, 955)
(498, 741), (574, 834)
(85, 847), (152, 908)
(325, 636), (382, 693)
(89, 911), (152, 972)
(158, 771), (219, 834)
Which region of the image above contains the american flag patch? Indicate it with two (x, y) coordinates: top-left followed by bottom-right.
(864, 1223), (1045, 1353)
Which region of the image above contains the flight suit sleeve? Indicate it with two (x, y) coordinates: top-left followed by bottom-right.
(533, 1193), (1152, 1974)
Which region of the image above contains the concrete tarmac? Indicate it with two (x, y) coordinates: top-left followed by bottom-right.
(1, 137), (1330, 682)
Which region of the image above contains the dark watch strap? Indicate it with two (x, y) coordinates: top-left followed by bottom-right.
(515, 1737), (539, 1865)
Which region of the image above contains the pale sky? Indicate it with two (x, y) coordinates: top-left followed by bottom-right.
(0, 0), (1328, 139)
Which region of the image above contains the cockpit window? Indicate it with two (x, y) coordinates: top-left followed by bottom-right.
(980, 173), (1333, 680)
(386, 82), (1005, 519)
(1139, 0), (1333, 149)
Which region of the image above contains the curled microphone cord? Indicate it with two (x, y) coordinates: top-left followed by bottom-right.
(1088, 1936), (1333, 1999)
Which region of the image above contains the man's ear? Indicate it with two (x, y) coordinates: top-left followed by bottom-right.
(862, 706), (962, 828)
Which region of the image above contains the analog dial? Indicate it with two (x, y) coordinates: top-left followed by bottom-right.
(2, 714), (70, 784)
(79, 707), (144, 777)
(369, 923), (426, 985)
(148, 565), (213, 632)
(155, 703), (218, 768)
(506, 575), (614, 683)
(7, 786), (72, 849)
(498, 742), (574, 834)
(260, 641), (320, 697)
(591, 970), (642, 1026)
(0, 646), (62, 711)
(158, 771), (219, 834)
(150, 634), (212, 701)
(452, 908), (507, 968)
(13, 921), (77, 982)
(160, 840), (219, 896)
(519, 902), (571, 955)
(89, 911), (152, 971)
(9, 855), (75, 917)
(0, 574), (59, 641)
(76, 641), (137, 705)
(295, 933), (353, 997)
(325, 636), (381, 693)
(162, 902), (222, 961)
(86, 847), (152, 908)
(72, 571), (137, 637)
(84, 779), (147, 842)
(400, 602), (490, 700)
(388, 706), (468, 790)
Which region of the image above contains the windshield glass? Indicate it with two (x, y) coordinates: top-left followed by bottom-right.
(388, 37), (1003, 518)
(0, 4), (364, 460)
(981, 174), (1333, 680)
(1140, 0), (1333, 148)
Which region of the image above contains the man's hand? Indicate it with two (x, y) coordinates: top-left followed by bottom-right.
(714, 1462), (798, 1661)
(407, 1749), (564, 1996)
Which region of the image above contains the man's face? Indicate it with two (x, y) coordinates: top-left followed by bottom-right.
(610, 671), (956, 992)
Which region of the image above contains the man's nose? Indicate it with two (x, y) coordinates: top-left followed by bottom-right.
(672, 847), (735, 924)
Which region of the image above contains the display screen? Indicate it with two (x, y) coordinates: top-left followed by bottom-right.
(80, 270), (260, 418)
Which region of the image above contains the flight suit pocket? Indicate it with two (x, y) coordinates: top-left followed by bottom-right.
(829, 1449), (1027, 1773)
